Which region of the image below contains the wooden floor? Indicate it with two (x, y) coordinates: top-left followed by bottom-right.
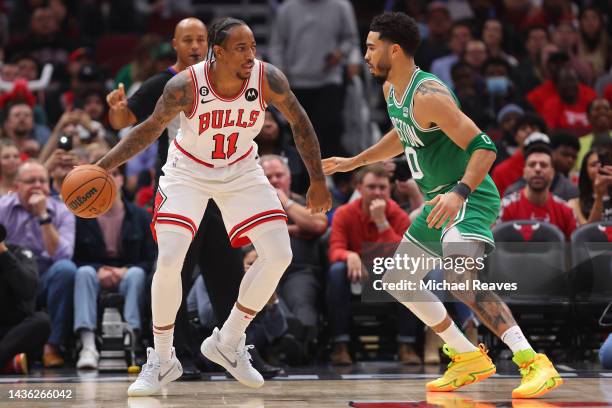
(0, 376), (611, 408)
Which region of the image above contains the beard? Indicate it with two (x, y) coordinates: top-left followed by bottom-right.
(370, 55), (391, 84)
(527, 177), (549, 192)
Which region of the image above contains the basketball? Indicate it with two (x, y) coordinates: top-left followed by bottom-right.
(61, 164), (117, 218)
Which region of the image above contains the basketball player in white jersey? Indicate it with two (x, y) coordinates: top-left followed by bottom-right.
(94, 17), (332, 395)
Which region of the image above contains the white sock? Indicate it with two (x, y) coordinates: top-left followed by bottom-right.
(437, 322), (478, 353)
(153, 326), (174, 362)
(80, 329), (96, 351)
(218, 305), (254, 349)
(501, 325), (532, 353)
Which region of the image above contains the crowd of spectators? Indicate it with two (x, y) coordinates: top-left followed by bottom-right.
(0, 0), (611, 374)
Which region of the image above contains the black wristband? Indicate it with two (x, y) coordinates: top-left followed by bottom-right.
(38, 215), (52, 225)
(451, 182), (471, 200)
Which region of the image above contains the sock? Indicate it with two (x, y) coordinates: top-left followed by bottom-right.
(153, 326), (174, 362)
(80, 329), (96, 351)
(218, 305), (254, 349)
(437, 322), (478, 353)
(501, 325), (533, 354)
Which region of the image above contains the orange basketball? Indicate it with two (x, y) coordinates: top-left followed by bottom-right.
(61, 164), (117, 218)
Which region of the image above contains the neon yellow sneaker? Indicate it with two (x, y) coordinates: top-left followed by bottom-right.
(512, 350), (563, 399)
(426, 344), (496, 392)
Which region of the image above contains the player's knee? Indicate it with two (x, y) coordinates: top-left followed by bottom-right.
(155, 230), (191, 272)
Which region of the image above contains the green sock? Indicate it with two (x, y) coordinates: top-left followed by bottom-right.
(512, 348), (536, 366)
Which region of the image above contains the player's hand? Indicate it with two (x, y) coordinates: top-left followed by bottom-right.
(346, 252), (362, 283)
(106, 83), (127, 110)
(322, 157), (357, 175)
(306, 180), (332, 214)
(425, 192), (464, 230)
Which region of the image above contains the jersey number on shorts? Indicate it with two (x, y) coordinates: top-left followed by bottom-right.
(212, 132), (239, 160)
(404, 147), (423, 179)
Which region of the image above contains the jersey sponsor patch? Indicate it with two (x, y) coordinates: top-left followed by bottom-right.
(245, 88), (258, 102)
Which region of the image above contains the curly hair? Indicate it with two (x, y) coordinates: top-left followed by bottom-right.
(369, 12), (421, 56)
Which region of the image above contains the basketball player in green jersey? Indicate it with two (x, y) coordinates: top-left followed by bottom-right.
(323, 12), (562, 399)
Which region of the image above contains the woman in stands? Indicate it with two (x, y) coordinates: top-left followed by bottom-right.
(568, 149), (612, 224)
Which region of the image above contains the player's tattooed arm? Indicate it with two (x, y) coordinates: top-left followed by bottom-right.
(263, 62), (325, 181)
(97, 71), (194, 170)
(414, 81), (454, 98)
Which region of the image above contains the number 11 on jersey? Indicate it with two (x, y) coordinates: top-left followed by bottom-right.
(212, 132), (239, 160)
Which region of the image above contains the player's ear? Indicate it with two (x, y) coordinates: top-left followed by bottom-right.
(391, 44), (401, 57)
(213, 44), (223, 59)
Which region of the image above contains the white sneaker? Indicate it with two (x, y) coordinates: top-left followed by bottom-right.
(76, 347), (99, 369)
(201, 327), (264, 388)
(127, 347), (182, 397)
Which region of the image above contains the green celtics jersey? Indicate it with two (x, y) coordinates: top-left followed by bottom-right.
(387, 68), (495, 197)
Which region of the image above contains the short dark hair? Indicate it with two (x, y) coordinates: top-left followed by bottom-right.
(357, 164), (390, 183)
(482, 57), (510, 75)
(524, 143), (553, 161)
(370, 12), (421, 56)
(513, 113), (547, 136)
(586, 97), (609, 116)
(550, 131), (580, 151)
(207, 17), (247, 58)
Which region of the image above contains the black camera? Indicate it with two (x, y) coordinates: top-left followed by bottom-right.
(0, 223), (6, 243)
(57, 135), (72, 151)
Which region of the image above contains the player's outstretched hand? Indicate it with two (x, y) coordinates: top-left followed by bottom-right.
(106, 83), (127, 109)
(322, 156), (357, 175)
(425, 192), (464, 230)
(306, 180), (332, 214)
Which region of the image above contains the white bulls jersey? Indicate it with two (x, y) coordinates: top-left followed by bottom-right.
(173, 58), (267, 168)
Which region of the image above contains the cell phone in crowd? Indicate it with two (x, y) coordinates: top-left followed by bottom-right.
(599, 150), (612, 175)
(57, 135), (72, 151)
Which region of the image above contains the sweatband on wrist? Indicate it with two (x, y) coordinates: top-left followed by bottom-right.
(466, 132), (497, 156)
(451, 182), (471, 200)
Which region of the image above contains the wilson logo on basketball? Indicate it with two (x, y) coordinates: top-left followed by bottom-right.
(68, 187), (98, 210)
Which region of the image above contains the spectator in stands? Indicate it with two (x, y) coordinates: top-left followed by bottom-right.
(0, 227), (51, 374)
(462, 39), (488, 74)
(575, 98), (612, 172)
(3, 101), (50, 155)
(451, 62), (491, 130)
(601, 333), (612, 369)
(268, 0), (360, 157)
(551, 21), (594, 85)
(577, 6), (609, 79)
(542, 66), (596, 135)
(431, 21), (472, 87)
(44, 147), (78, 197)
(0, 161), (76, 367)
(526, 48), (570, 115)
(72, 166), (155, 369)
(499, 144), (577, 240)
(515, 25), (549, 95)
(327, 165), (421, 366)
(0, 139), (20, 196)
(414, 2), (452, 71)
(482, 58), (523, 118)
(524, 0), (575, 29)
(114, 34), (161, 95)
(255, 110), (308, 195)
(492, 115), (548, 196)
(482, 19), (517, 67)
(12, 53), (40, 81)
(504, 131), (579, 201)
(492, 104), (524, 168)
(568, 149), (612, 225)
(261, 155), (327, 343)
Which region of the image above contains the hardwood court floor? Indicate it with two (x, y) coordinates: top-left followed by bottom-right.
(0, 374), (611, 408)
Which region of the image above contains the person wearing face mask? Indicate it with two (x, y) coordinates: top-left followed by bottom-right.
(0, 161), (76, 368)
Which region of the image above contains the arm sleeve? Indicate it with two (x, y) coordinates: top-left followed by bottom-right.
(52, 204), (76, 261)
(127, 74), (168, 123)
(328, 206), (352, 263)
(0, 245), (39, 301)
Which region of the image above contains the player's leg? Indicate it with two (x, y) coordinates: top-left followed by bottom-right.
(128, 179), (208, 397)
(443, 223), (562, 398)
(383, 210), (495, 392)
(200, 170), (290, 388)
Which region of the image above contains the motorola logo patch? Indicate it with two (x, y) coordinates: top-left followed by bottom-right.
(245, 88), (258, 102)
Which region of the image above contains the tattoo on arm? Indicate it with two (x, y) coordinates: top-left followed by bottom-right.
(415, 81), (453, 98)
(265, 64), (325, 181)
(97, 72), (193, 170)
